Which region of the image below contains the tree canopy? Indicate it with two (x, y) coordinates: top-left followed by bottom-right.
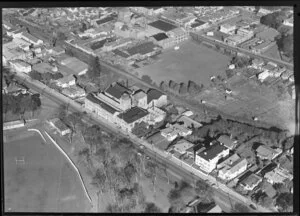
(260, 11), (286, 30)
(275, 34), (293, 58)
(144, 202), (162, 213)
(87, 56), (101, 79)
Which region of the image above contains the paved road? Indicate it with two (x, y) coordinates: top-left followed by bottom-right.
(13, 72), (275, 213)
(190, 32), (293, 70)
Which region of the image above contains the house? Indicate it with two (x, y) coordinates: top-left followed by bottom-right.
(9, 60), (31, 73)
(85, 93), (121, 123)
(240, 173), (263, 190)
(217, 135), (238, 150)
(161, 123), (193, 141)
(147, 88), (167, 108)
(55, 74), (76, 88)
(170, 139), (194, 155)
(3, 120), (25, 130)
(59, 57), (88, 76)
(283, 17), (293, 27)
(161, 127), (179, 141)
(49, 118), (71, 136)
(117, 106), (150, 132)
(177, 115), (202, 129)
(3, 44), (27, 65)
(265, 165), (293, 185)
(217, 154), (248, 181)
(256, 145), (282, 160)
(258, 71), (270, 82)
(132, 89), (147, 109)
(61, 86), (86, 99)
(194, 141), (230, 173)
(220, 23), (237, 35)
(20, 32), (43, 46)
(251, 59), (265, 70)
(2, 79), (8, 94)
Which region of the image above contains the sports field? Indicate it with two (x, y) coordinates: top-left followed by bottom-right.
(135, 40), (230, 86)
(4, 131), (91, 212)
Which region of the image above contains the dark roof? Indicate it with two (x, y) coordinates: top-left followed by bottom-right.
(196, 202), (216, 213)
(197, 142), (228, 161)
(105, 82), (131, 99)
(51, 118), (70, 132)
(191, 20), (206, 28)
(96, 15), (115, 25)
(147, 88), (164, 104)
(118, 106), (149, 124)
(86, 93), (118, 114)
(126, 42), (156, 56)
(113, 49), (130, 58)
(148, 20), (177, 32)
(152, 32), (169, 41)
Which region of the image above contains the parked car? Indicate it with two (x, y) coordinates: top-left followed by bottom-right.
(249, 204), (256, 210)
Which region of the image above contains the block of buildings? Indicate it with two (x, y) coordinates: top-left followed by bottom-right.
(194, 141), (230, 173)
(240, 173), (263, 190)
(217, 135), (238, 150)
(9, 60), (31, 73)
(147, 88), (168, 108)
(217, 154), (248, 181)
(49, 118), (71, 136)
(130, 7), (165, 16)
(117, 106), (150, 132)
(256, 145), (282, 161)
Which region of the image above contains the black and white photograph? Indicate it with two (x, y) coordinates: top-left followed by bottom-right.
(2, 3), (297, 214)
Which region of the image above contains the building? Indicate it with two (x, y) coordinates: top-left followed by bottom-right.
(59, 57), (88, 76)
(237, 28), (254, 37)
(32, 62), (56, 74)
(117, 106), (150, 132)
(85, 93), (121, 123)
(151, 32), (174, 49)
(147, 88), (168, 108)
(177, 115), (202, 129)
(148, 20), (178, 32)
(55, 74), (76, 88)
(251, 40), (276, 54)
(283, 17), (293, 27)
(49, 118), (71, 136)
(217, 135), (238, 150)
(265, 166), (293, 184)
(168, 28), (189, 44)
(258, 71), (270, 82)
(224, 34), (251, 46)
(48, 46), (65, 55)
(161, 123), (193, 141)
(194, 141), (230, 173)
(148, 106), (166, 124)
(251, 58), (265, 70)
(125, 41), (158, 60)
(132, 89), (148, 109)
(98, 82), (133, 111)
(3, 120), (25, 130)
(20, 32), (43, 46)
(9, 60), (31, 73)
(61, 86), (86, 99)
(169, 139), (194, 155)
(256, 145), (282, 161)
(188, 20), (209, 32)
(240, 173), (263, 190)
(219, 23), (237, 35)
(217, 154), (248, 181)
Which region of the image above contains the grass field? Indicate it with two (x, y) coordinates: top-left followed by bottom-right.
(135, 39), (230, 86)
(4, 131), (90, 212)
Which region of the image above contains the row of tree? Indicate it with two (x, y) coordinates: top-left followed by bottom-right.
(160, 80), (204, 96)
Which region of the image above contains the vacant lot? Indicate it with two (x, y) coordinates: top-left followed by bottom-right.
(135, 40), (230, 86)
(4, 131), (90, 212)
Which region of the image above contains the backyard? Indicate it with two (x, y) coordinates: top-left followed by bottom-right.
(135, 39), (230, 86)
(4, 129), (91, 212)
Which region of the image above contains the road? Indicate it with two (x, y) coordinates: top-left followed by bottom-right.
(13, 72), (275, 213)
(189, 32), (293, 70)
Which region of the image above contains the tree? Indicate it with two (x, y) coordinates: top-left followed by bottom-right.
(57, 31), (67, 43)
(179, 82), (188, 95)
(260, 11), (286, 30)
(233, 203), (250, 212)
(131, 122), (149, 138)
(57, 104), (68, 121)
(87, 56), (101, 79)
(84, 124), (103, 154)
(52, 72), (64, 80)
(188, 80), (203, 95)
(144, 202), (162, 213)
(141, 75), (153, 85)
(275, 34), (293, 58)
(92, 168), (107, 194)
(276, 192), (293, 212)
(124, 162), (137, 183)
(28, 71), (43, 81)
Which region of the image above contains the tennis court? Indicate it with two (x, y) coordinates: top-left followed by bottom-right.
(4, 131), (91, 212)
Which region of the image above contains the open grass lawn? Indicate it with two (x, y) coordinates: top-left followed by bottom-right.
(135, 39), (230, 86)
(4, 131), (90, 212)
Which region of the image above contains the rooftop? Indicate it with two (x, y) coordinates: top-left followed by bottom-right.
(105, 82), (132, 99)
(197, 141), (228, 161)
(172, 139), (194, 154)
(126, 41), (156, 56)
(112, 49), (130, 58)
(86, 93), (119, 114)
(147, 88), (165, 104)
(133, 90), (147, 100)
(152, 32), (169, 41)
(50, 118), (70, 132)
(241, 173), (262, 187)
(21, 32), (41, 43)
(190, 20), (206, 28)
(96, 14), (116, 25)
(60, 57), (88, 75)
(118, 106), (149, 124)
(256, 145), (282, 159)
(148, 20), (177, 32)
(217, 135), (236, 149)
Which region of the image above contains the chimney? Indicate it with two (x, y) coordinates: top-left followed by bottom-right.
(204, 152), (207, 155)
(229, 160), (232, 165)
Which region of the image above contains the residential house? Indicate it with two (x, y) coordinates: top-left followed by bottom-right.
(170, 139), (194, 155)
(9, 60), (31, 73)
(263, 183), (277, 198)
(117, 106), (150, 132)
(283, 17), (293, 27)
(265, 166), (293, 184)
(161, 126), (179, 141)
(251, 58), (265, 70)
(217, 154), (248, 181)
(161, 123), (193, 141)
(49, 118), (71, 136)
(147, 88), (168, 108)
(55, 74), (76, 88)
(217, 135), (238, 150)
(258, 70), (270, 82)
(281, 69), (293, 80)
(219, 23), (237, 35)
(177, 115), (202, 129)
(194, 141), (230, 173)
(240, 173), (263, 190)
(256, 145), (282, 161)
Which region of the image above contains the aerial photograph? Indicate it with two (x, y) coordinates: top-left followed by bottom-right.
(2, 5), (295, 213)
